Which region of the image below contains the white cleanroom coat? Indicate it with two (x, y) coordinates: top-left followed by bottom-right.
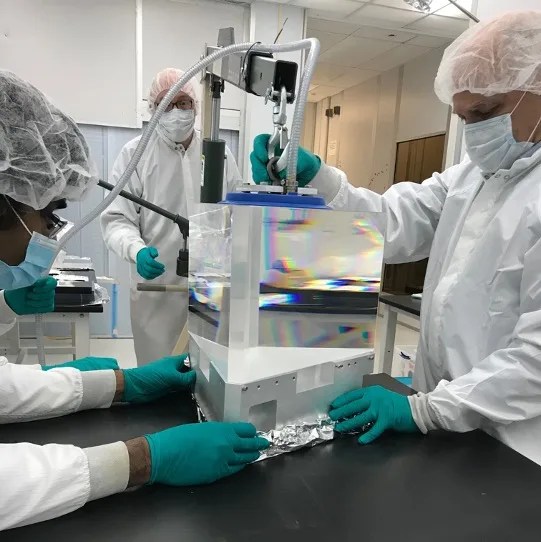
(0, 294), (129, 531)
(101, 131), (243, 365)
(311, 146), (541, 464)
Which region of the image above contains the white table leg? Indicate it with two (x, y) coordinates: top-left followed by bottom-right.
(73, 314), (90, 359)
(378, 303), (398, 375)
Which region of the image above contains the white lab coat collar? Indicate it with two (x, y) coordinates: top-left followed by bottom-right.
(156, 127), (200, 152)
(481, 143), (541, 181)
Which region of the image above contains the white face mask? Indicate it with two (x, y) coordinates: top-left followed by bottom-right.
(157, 109), (195, 143)
(464, 93), (541, 174)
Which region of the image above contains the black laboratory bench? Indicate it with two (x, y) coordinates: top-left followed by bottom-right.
(2, 375), (541, 542)
(378, 292), (422, 317)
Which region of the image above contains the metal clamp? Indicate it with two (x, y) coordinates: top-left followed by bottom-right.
(267, 86), (289, 185)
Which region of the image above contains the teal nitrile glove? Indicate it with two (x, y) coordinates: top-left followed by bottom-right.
(136, 246), (165, 280)
(250, 134), (321, 187)
(329, 385), (419, 444)
(145, 422), (270, 486)
(43, 357), (120, 372)
(122, 354), (195, 404)
(3, 277), (57, 315)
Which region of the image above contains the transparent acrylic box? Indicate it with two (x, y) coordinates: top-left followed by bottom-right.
(188, 202), (384, 432)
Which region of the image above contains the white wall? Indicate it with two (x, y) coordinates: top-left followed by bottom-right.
(312, 47), (449, 193)
(371, 69), (402, 192)
(301, 102), (317, 151)
(0, 0), (137, 127)
(476, 0), (540, 17)
(142, 0), (247, 115)
(322, 68), (402, 193)
(314, 98), (330, 158)
(0, 0), (249, 128)
(326, 93), (344, 169)
(396, 47), (449, 142)
(334, 77), (377, 180)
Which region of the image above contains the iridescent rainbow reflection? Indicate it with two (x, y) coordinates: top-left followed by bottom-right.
(189, 205), (383, 348)
(261, 209), (383, 287)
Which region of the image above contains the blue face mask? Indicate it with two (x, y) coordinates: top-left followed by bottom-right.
(464, 92), (541, 174)
(0, 203), (60, 291)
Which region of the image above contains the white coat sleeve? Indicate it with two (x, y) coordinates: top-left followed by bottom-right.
(0, 358), (116, 423)
(224, 144), (247, 192)
(0, 291), (16, 336)
(0, 441), (129, 531)
(0, 360), (130, 530)
(310, 162), (456, 264)
(409, 233), (541, 433)
(100, 143), (147, 263)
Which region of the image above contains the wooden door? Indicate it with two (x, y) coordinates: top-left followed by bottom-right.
(382, 134), (446, 294)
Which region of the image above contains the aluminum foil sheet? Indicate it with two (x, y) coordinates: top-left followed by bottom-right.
(256, 418), (336, 460)
(256, 417), (374, 460)
(190, 392), (371, 461)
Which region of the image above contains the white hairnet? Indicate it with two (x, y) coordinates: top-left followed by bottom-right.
(147, 68), (200, 114)
(435, 11), (541, 104)
(0, 70), (97, 210)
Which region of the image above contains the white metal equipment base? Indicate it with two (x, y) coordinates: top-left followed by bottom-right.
(191, 338), (374, 432)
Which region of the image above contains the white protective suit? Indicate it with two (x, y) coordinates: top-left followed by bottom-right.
(101, 131), (242, 365)
(0, 293), (130, 531)
(311, 145), (541, 465)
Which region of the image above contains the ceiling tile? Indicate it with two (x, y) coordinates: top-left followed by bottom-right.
(352, 25), (418, 43)
(318, 35), (399, 68)
(307, 17), (360, 35)
(308, 85), (343, 102)
(406, 34), (451, 47)
(406, 13), (468, 37)
(291, 0), (363, 16)
(306, 29), (349, 53)
(372, 0), (456, 13)
(312, 62), (350, 85)
(371, 0), (421, 9)
(426, 0), (454, 10)
(349, 4), (426, 27)
(308, 8), (356, 22)
(331, 68), (380, 87)
(432, 2), (472, 19)
(361, 43), (429, 71)
(312, 62), (379, 88)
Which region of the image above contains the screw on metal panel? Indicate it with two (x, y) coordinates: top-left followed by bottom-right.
(336, 364), (344, 369)
(292, 376), (296, 380)
(275, 380), (279, 385)
(257, 385), (261, 390)
(242, 386), (248, 392)
(369, 355), (375, 361)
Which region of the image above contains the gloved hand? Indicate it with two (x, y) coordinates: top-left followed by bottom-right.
(250, 134), (321, 187)
(329, 385), (419, 444)
(145, 422), (270, 486)
(136, 246), (165, 280)
(43, 356), (120, 372)
(3, 277), (57, 315)
(122, 354), (195, 404)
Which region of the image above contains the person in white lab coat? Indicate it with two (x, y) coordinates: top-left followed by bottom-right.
(101, 68), (243, 366)
(252, 11), (541, 465)
(0, 70), (268, 531)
